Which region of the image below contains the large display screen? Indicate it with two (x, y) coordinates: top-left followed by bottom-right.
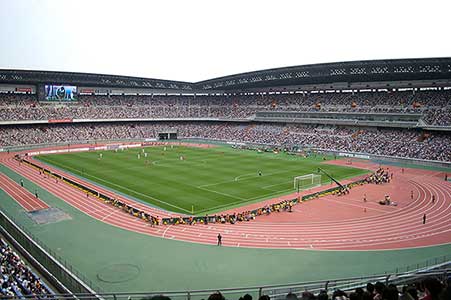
(44, 85), (77, 101)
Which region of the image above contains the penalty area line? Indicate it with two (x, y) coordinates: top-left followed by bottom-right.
(198, 168), (304, 188)
(39, 160), (193, 214)
(197, 186), (246, 201)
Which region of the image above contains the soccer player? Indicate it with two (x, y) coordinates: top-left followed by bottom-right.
(258, 170), (262, 176)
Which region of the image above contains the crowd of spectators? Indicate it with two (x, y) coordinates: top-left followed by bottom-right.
(273, 277), (450, 300)
(0, 122), (450, 161)
(366, 168), (392, 185)
(165, 199), (296, 225)
(422, 109), (451, 126)
(0, 90), (450, 124)
(142, 276), (450, 300)
(0, 238), (53, 298)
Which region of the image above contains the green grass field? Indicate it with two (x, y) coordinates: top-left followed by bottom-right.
(36, 145), (369, 214)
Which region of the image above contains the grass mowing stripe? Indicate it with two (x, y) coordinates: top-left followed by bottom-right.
(196, 186), (246, 201)
(199, 167), (318, 188)
(193, 170), (371, 215)
(37, 145), (369, 214)
(38, 156), (192, 213)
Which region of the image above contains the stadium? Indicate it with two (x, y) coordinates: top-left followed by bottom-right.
(1, 0), (451, 298)
(0, 57), (450, 299)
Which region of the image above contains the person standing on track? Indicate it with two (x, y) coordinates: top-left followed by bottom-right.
(411, 190), (414, 200)
(217, 233), (222, 246)
(363, 194), (367, 203)
(423, 213), (426, 224)
(34, 190), (38, 199)
(432, 195), (435, 204)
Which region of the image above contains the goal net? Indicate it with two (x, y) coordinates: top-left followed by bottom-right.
(294, 174), (322, 190)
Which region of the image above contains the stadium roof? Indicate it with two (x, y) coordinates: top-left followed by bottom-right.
(0, 69), (194, 90)
(1, 57), (451, 92)
(196, 57), (451, 91)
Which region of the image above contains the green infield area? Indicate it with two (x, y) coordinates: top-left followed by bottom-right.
(36, 145), (369, 214)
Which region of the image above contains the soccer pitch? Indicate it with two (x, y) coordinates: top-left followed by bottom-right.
(36, 145), (369, 214)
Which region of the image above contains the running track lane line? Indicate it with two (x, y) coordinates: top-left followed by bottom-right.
(0, 173), (49, 212)
(3, 150), (451, 250)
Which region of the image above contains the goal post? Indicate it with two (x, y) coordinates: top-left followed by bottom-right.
(294, 174), (322, 190)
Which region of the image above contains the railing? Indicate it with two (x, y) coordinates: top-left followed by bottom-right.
(0, 194), (450, 300)
(2, 267), (449, 300)
(311, 148), (451, 169)
(0, 138), (146, 152)
(1, 138), (451, 299)
(0, 208), (103, 299)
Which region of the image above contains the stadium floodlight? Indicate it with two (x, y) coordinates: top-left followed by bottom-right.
(294, 174), (321, 192)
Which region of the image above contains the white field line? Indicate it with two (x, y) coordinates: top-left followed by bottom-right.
(39, 150), (370, 215)
(234, 172), (259, 181)
(151, 157), (216, 167)
(267, 182), (321, 192)
(194, 187), (296, 214)
(196, 186), (246, 201)
(261, 180), (292, 190)
(42, 160), (192, 214)
(193, 171), (370, 214)
(198, 169), (302, 188)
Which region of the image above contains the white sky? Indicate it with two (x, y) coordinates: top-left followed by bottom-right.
(0, 0), (450, 83)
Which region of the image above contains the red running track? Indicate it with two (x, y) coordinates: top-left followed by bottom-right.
(0, 172), (49, 212)
(1, 147), (451, 250)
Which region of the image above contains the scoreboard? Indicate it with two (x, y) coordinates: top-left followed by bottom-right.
(39, 84), (78, 101)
